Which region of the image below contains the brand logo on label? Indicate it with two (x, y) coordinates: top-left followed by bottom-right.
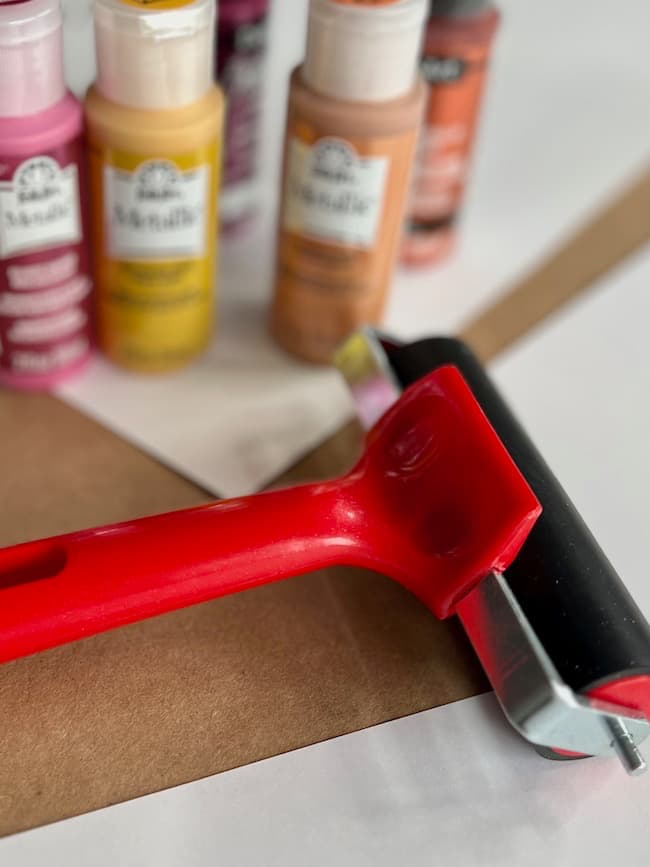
(0, 156), (82, 259)
(15, 158), (61, 203)
(106, 159), (209, 259)
(421, 56), (466, 84)
(135, 161), (183, 202)
(283, 137), (388, 249)
(312, 140), (357, 185)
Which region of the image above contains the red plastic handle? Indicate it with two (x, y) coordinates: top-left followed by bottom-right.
(0, 367), (541, 664)
(0, 480), (369, 663)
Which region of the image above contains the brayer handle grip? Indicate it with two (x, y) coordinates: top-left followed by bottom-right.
(0, 366), (541, 665)
(0, 480), (358, 664)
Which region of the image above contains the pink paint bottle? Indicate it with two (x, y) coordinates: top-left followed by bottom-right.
(0, 0), (93, 391)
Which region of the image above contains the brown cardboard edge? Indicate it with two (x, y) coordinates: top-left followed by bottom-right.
(460, 167), (650, 362)
(0, 169), (648, 838)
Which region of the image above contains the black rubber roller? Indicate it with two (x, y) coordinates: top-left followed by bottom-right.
(387, 337), (650, 707)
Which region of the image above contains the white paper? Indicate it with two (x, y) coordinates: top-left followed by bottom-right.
(4, 248), (650, 866)
(56, 0), (650, 498)
(3, 692), (650, 866)
(57, 225), (354, 496)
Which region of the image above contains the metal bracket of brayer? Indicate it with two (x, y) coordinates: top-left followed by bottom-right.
(459, 571), (648, 773)
(335, 328), (650, 775)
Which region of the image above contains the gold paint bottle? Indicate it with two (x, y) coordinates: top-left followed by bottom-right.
(86, 0), (223, 373)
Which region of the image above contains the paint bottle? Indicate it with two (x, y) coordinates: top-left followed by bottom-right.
(401, 0), (500, 267)
(217, 0), (269, 236)
(85, 0), (223, 374)
(0, 0), (93, 391)
(271, 0), (427, 365)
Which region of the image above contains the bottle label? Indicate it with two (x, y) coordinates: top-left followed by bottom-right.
(420, 56), (467, 85)
(407, 42), (493, 228)
(0, 139), (92, 382)
(283, 137), (389, 249)
(0, 156), (82, 259)
(217, 9), (268, 222)
(90, 142), (219, 372)
(274, 115), (419, 363)
(105, 160), (210, 260)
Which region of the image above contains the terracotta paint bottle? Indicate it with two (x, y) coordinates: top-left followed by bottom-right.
(0, 0), (93, 390)
(271, 0), (427, 365)
(217, 0), (269, 235)
(401, 0), (500, 267)
(85, 0), (223, 373)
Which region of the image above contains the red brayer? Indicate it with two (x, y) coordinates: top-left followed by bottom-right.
(2, 359), (648, 774)
(336, 329), (650, 774)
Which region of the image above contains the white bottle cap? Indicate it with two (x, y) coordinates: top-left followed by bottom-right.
(302, 0), (428, 103)
(93, 0), (216, 110)
(0, 0), (65, 117)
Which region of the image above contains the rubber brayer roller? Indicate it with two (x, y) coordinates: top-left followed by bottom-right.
(336, 329), (650, 774)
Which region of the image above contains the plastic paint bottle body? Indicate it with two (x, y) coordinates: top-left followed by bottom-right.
(271, 0), (428, 365)
(217, 0), (269, 236)
(87, 0), (223, 374)
(401, 0), (500, 267)
(85, 88), (222, 373)
(0, 0), (93, 391)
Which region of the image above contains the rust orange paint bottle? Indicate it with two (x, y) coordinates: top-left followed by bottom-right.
(401, 0), (500, 267)
(271, 0), (428, 365)
(85, 0), (223, 373)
